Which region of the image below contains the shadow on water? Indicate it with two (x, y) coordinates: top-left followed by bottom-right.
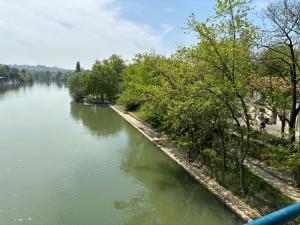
(116, 127), (243, 225)
(70, 101), (125, 137)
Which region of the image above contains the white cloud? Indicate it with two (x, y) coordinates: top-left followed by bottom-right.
(0, 0), (162, 69)
(162, 23), (174, 34)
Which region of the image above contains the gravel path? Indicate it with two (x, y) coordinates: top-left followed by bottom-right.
(244, 158), (300, 202)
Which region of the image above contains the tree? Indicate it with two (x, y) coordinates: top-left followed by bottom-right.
(259, 0), (300, 145)
(255, 47), (291, 138)
(76, 61), (81, 72)
(118, 53), (166, 112)
(102, 54), (126, 99)
(81, 64), (106, 102)
(68, 71), (85, 102)
(187, 0), (255, 194)
(0, 65), (9, 79)
(108, 54), (126, 78)
(10, 68), (20, 79)
(80, 55), (125, 102)
(256, 0), (300, 185)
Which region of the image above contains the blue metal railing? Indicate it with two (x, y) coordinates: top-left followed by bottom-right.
(245, 202), (300, 225)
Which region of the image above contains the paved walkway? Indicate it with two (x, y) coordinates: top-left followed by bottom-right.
(110, 104), (261, 222)
(265, 121), (300, 141)
(244, 157), (300, 202)
(250, 118), (300, 141)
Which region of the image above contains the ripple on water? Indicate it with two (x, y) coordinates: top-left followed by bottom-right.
(14, 217), (32, 222)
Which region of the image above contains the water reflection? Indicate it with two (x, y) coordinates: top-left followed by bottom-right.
(55, 81), (67, 89)
(40, 80), (67, 88)
(0, 81), (66, 99)
(0, 83), (241, 225)
(0, 83), (33, 99)
(70, 102), (124, 137)
(118, 129), (242, 225)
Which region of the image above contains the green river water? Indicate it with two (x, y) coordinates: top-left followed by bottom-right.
(0, 83), (242, 225)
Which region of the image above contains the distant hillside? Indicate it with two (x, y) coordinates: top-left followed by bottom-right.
(8, 64), (72, 73)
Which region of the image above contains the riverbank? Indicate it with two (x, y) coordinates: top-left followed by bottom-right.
(109, 104), (261, 222)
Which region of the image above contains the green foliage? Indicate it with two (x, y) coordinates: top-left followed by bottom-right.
(119, 0), (258, 194)
(287, 143), (300, 171)
(29, 70), (68, 82)
(0, 65), (33, 82)
(81, 68), (105, 101)
(68, 55), (125, 102)
(118, 53), (166, 107)
(258, 46), (290, 78)
(76, 61), (81, 72)
(68, 71), (85, 102)
(203, 148), (223, 172)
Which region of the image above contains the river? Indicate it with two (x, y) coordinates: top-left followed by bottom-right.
(0, 83), (242, 225)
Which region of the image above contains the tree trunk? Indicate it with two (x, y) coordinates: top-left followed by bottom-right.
(269, 110), (277, 124)
(239, 133), (246, 195)
(289, 86), (297, 143)
(281, 119), (286, 139)
(221, 130), (226, 171)
(239, 156), (246, 195)
(279, 101), (287, 139)
(289, 111), (297, 144)
(219, 127), (226, 183)
(288, 45), (298, 145)
(294, 167), (300, 187)
(237, 95), (249, 196)
(199, 145), (206, 165)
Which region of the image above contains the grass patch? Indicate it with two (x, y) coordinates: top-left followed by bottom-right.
(216, 166), (293, 215)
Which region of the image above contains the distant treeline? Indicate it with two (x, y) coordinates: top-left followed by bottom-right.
(0, 65), (32, 82)
(9, 64), (70, 74)
(30, 70), (68, 82)
(0, 64), (69, 83)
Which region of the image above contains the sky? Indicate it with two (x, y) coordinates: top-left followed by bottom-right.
(0, 0), (270, 69)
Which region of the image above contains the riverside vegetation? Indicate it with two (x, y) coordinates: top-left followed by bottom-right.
(68, 0), (300, 215)
(0, 65), (33, 83)
(0, 64), (69, 83)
